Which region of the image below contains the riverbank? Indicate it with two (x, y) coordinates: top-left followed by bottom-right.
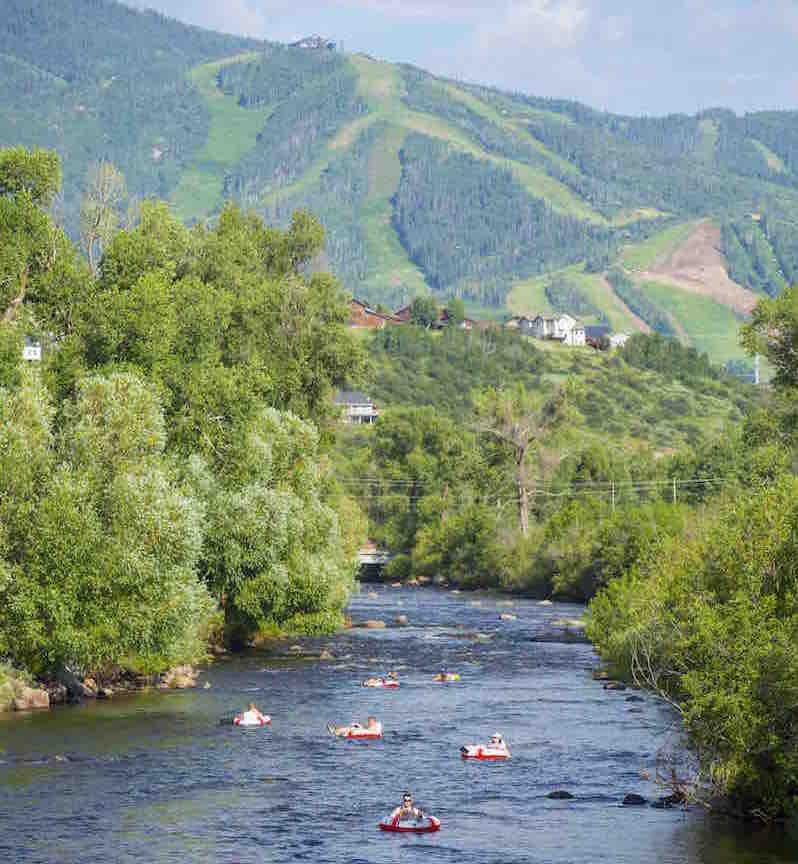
(0, 662), (209, 713)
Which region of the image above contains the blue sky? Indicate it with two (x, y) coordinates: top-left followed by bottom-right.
(129, 1), (798, 116)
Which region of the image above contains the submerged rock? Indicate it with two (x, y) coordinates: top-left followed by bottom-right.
(603, 681), (627, 691)
(499, 613), (517, 621)
(161, 665), (198, 690)
(362, 620), (386, 629)
(47, 683), (68, 705)
(395, 615), (409, 627)
(13, 687), (50, 711)
(538, 600), (553, 606)
(547, 790), (574, 800)
(622, 794), (647, 806)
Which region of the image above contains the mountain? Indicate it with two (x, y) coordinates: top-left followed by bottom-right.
(3, 0), (798, 367)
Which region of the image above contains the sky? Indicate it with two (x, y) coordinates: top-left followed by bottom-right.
(128, 1), (798, 116)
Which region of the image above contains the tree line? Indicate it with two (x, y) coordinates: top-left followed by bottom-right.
(0, 146), (366, 686)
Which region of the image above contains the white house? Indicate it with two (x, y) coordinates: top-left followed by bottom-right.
(609, 333), (630, 348)
(334, 390), (379, 424)
(531, 314), (585, 345)
(563, 323), (586, 346)
(23, 338), (42, 362)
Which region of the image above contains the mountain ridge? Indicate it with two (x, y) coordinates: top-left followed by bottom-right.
(2, 0), (797, 366)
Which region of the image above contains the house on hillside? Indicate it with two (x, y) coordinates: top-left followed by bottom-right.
(609, 332), (630, 348)
(531, 314), (585, 345)
(22, 338), (41, 362)
(335, 391), (379, 424)
(349, 298), (400, 329)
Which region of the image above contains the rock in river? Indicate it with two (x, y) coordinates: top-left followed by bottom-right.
(13, 687), (50, 711)
(499, 613), (517, 621)
(547, 790), (574, 800)
(396, 615), (409, 627)
(622, 794), (647, 806)
(362, 620), (387, 629)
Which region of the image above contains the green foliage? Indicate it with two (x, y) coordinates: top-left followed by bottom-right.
(195, 409), (356, 647)
(587, 476), (798, 818)
(408, 295), (438, 326)
(607, 268), (675, 335)
(621, 332), (721, 386)
(742, 285), (798, 389)
(0, 372), (214, 677)
(393, 134), (613, 305)
(0, 322), (23, 389)
(721, 218), (790, 297)
(0, 146), (367, 675)
(0, 146), (61, 205)
(365, 324), (749, 446)
(222, 49), (365, 205)
(544, 276), (604, 320)
(0, 0), (258, 237)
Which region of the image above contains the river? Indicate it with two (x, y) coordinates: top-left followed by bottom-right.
(1, 587), (796, 863)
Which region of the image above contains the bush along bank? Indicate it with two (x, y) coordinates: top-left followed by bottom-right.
(586, 285), (798, 821)
(0, 148), (366, 703)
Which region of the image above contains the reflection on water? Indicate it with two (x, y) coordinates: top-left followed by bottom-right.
(1, 588), (797, 863)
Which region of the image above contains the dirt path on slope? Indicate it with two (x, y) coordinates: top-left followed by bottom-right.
(637, 221), (759, 317)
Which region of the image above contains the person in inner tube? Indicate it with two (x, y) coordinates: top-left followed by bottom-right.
(241, 703), (267, 724)
(328, 716), (381, 737)
(489, 732), (508, 751)
(391, 791), (424, 824)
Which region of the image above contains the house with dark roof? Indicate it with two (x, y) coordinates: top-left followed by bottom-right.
(334, 390), (379, 424)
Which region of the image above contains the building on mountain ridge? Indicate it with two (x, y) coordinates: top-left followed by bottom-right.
(290, 35), (336, 50)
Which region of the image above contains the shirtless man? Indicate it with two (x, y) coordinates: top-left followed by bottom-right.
(390, 791), (423, 825)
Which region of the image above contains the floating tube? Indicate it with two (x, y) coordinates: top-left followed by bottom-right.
(233, 714), (271, 727)
(329, 722), (383, 739)
(433, 673), (460, 682)
(348, 723), (382, 739)
(379, 816), (440, 833)
(460, 744), (509, 760)
(362, 678), (398, 689)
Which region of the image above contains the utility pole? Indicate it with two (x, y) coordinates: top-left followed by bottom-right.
(754, 353), (760, 386)
(611, 480), (615, 513)
(672, 478), (677, 505)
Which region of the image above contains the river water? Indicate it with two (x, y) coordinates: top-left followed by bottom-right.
(1, 588), (796, 863)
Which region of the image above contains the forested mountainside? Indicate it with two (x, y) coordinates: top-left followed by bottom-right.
(0, 0), (259, 236)
(3, 0), (798, 366)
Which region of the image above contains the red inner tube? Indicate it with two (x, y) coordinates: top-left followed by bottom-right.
(379, 817), (440, 833)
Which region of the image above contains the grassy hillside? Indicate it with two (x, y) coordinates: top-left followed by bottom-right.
(3, 0), (798, 365)
(361, 326), (752, 451)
